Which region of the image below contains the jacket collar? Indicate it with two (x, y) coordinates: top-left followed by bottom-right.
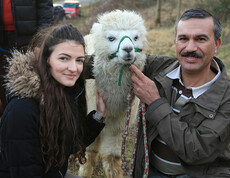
(155, 57), (230, 113)
(5, 50), (40, 101)
(166, 59), (221, 99)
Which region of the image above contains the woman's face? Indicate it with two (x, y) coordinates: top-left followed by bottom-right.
(48, 41), (85, 87)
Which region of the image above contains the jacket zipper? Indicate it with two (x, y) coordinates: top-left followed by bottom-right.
(59, 170), (64, 178)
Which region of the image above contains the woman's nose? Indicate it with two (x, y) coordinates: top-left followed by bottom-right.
(68, 61), (77, 72)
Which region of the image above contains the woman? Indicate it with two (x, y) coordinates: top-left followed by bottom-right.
(0, 24), (106, 178)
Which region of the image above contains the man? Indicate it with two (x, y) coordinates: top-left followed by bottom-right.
(130, 8), (230, 177)
(0, 0), (54, 117)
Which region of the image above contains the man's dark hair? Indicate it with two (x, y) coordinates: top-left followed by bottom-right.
(174, 8), (222, 41)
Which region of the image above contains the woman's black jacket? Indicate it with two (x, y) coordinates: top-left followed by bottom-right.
(0, 51), (105, 178)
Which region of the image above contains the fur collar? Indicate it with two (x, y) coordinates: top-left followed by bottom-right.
(5, 50), (40, 100)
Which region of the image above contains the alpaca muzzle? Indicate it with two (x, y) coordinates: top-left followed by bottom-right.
(109, 35), (142, 60)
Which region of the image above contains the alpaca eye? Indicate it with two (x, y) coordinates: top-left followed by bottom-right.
(108, 36), (115, 42)
(134, 36), (138, 41)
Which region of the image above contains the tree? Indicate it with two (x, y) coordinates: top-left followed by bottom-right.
(154, 0), (161, 27)
(132, 0), (136, 9)
(176, 0), (182, 21)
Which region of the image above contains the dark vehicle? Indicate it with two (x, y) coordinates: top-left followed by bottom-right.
(53, 4), (66, 22)
(63, 1), (81, 19)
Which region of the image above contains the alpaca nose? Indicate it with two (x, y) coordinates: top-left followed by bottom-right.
(123, 47), (133, 53)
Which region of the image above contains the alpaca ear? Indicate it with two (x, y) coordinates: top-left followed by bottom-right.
(90, 23), (102, 34)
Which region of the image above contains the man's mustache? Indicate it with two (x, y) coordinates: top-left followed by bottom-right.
(181, 51), (203, 58)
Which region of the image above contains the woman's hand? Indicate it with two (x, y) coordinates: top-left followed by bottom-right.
(96, 90), (106, 117)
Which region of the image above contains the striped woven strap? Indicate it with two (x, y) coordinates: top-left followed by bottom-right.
(121, 88), (149, 177)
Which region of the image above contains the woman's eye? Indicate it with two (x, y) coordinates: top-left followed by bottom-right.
(76, 59), (84, 63)
(60, 57), (68, 61)
(134, 36), (138, 41)
(108, 36), (115, 42)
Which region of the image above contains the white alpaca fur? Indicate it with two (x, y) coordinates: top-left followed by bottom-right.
(79, 10), (147, 177)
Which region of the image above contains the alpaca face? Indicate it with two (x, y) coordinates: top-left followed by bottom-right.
(86, 10), (147, 72)
(104, 29), (143, 65)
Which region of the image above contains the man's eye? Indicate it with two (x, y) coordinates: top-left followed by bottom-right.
(108, 36), (115, 42)
(178, 37), (187, 41)
(197, 38), (206, 42)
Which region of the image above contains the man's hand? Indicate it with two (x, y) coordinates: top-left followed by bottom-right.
(130, 64), (160, 105)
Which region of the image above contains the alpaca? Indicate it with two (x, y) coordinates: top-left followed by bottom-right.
(79, 10), (148, 177)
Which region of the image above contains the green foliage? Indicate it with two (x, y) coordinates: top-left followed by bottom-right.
(197, 0), (230, 22)
(217, 44), (230, 75)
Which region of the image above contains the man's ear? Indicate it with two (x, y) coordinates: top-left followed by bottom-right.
(215, 38), (222, 53)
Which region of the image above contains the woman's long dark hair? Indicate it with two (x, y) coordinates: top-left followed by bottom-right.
(36, 24), (88, 172)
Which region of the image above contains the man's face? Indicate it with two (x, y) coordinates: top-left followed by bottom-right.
(174, 17), (221, 76)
